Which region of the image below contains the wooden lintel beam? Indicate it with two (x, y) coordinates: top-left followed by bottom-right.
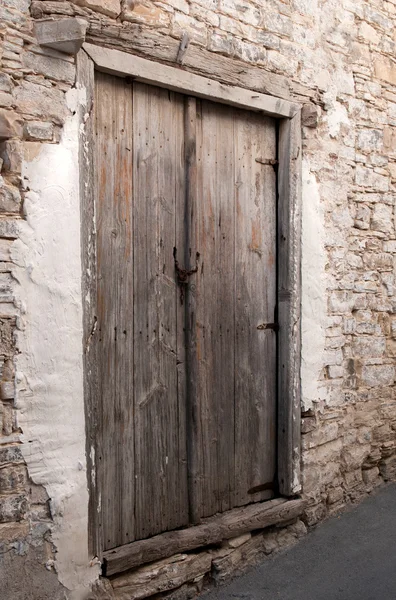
(83, 43), (300, 119)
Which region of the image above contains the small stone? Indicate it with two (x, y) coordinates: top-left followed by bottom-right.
(0, 140), (22, 174)
(23, 120), (53, 141)
(379, 456), (396, 480)
(0, 74), (13, 94)
(302, 103), (319, 127)
(0, 381), (14, 400)
(0, 494), (27, 523)
(225, 533), (252, 548)
(0, 182), (21, 213)
(0, 109), (23, 141)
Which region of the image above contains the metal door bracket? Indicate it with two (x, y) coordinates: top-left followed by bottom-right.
(257, 322), (279, 332)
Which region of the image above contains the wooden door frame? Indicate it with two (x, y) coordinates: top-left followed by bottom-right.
(77, 46), (302, 561)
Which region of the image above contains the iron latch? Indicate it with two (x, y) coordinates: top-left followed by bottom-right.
(257, 322), (279, 332)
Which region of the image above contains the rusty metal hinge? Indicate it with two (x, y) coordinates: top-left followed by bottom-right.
(257, 322), (279, 332)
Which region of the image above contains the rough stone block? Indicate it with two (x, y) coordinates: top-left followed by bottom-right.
(0, 182), (21, 213)
(0, 140), (22, 174)
(302, 103), (319, 127)
(362, 466), (380, 485)
(0, 109), (23, 141)
(375, 57), (396, 85)
(371, 203), (394, 233)
(34, 17), (87, 54)
(122, 1), (171, 26)
(23, 120), (54, 141)
(0, 465), (27, 493)
(15, 81), (68, 125)
(356, 128), (383, 152)
(0, 494), (27, 523)
(0, 381), (14, 400)
(0, 74), (13, 94)
(23, 50), (76, 84)
(379, 456), (396, 480)
(352, 336), (385, 358)
(361, 364), (395, 387)
(327, 487), (344, 505)
(356, 165), (389, 192)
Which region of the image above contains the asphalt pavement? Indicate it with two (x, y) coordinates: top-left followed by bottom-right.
(203, 483), (396, 600)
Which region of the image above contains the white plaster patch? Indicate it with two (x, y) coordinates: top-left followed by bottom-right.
(12, 87), (99, 599)
(301, 159), (327, 411)
(324, 98), (350, 138)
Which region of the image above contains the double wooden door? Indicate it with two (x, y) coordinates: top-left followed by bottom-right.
(95, 72), (277, 553)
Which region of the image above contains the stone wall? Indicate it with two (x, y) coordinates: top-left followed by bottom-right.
(1, 0), (396, 598)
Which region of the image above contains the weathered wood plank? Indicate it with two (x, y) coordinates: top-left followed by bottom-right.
(233, 110), (277, 507)
(111, 553), (212, 600)
(103, 497), (306, 576)
(76, 49), (100, 557)
(86, 24), (319, 103)
(183, 96), (201, 524)
(277, 111), (302, 496)
(83, 43), (299, 118)
(95, 72), (134, 550)
(132, 83), (189, 540)
(193, 100), (236, 518)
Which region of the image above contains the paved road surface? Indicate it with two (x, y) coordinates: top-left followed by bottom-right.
(203, 483), (396, 600)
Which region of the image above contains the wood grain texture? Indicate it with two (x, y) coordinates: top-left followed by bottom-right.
(193, 100), (236, 518)
(77, 49), (99, 557)
(103, 497), (306, 576)
(95, 72), (134, 550)
(86, 25), (319, 104)
(132, 83), (188, 540)
(277, 111), (302, 496)
(233, 111), (277, 507)
(111, 553), (212, 600)
(83, 43), (299, 118)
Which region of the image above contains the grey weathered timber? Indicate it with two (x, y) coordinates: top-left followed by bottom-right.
(86, 25), (319, 103)
(111, 553), (212, 600)
(183, 96), (200, 524)
(95, 72), (135, 550)
(83, 43), (299, 118)
(132, 83), (188, 541)
(193, 99), (236, 518)
(76, 50), (101, 557)
(233, 110), (277, 507)
(35, 18), (87, 54)
(277, 111), (302, 496)
(103, 497), (306, 576)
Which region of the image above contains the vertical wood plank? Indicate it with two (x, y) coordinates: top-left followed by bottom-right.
(233, 111), (277, 507)
(95, 72), (134, 550)
(132, 83), (188, 539)
(183, 96), (201, 523)
(278, 111), (302, 496)
(77, 50), (100, 557)
(193, 100), (236, 518)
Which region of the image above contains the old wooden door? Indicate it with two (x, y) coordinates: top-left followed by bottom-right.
(95, 72), (277, 553)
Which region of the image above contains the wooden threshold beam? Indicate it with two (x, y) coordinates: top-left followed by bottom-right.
(103, 497), (306, 576)
(83, 43), (300, 119)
